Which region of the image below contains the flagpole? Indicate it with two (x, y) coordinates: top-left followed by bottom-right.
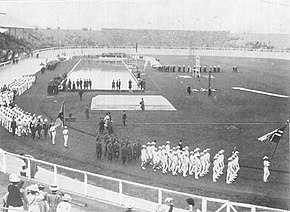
(63, 101), (65, 127)
(270, 142), (279, 160)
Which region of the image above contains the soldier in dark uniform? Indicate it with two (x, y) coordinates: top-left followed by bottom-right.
(114, 140), (120, 160)
(136, 139), (142, 159)
(104, 133), (110, 157)
(127, 143), (133, 162)
(133, 142), (138, 161)
(121, 144), (127, 164)
(96, 139), (102, 159)
(107, 141), (113, 162)
(80, 79), (83, 90)
(10, 117), (17, 136)
(98, 118), (105, 134)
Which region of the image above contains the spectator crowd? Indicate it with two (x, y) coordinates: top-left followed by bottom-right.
(2, 173), (73, 212)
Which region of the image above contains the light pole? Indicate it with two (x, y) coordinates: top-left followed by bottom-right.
(208, 68), (212, 97)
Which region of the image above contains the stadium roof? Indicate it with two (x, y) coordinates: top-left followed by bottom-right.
(0, 12), (34, 29)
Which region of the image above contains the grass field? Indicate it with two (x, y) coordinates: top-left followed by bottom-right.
(0, 55), (289, 210)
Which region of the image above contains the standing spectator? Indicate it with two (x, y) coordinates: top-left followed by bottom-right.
(122, 111), (127, 126)
(6, 174), (24, 211)
(128, 79), (132, 92)
(76, 79), (79, 90)
(37, 184), (48, 212)
(56, 194), (72, 212)
(78, 90), (83, 101)
(139, 98), (145, 111)
(112, 80), (115, 90)
(118, 79), (121, 90)
(67, 79), (71, 90)
(116, 80), (119, 91)
(26, 184), (41, 212)
(88, 79), (92, 90)
(79, 79), (83, 90)
(62, 126), (69, 148)
(46, 185), (62, 212)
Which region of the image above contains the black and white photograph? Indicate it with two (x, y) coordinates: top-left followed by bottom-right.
(0, 0), (289, 211)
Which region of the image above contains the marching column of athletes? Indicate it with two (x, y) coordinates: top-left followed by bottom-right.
(140, 141), (271, 184)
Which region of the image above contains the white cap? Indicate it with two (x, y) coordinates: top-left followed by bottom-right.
(263, 156), (269, 160)
(63, 194), (72, 201)
(9, 173), (20, 183)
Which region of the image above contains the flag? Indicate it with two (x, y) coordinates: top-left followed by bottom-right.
(257, 125), (287, 143)
(136, 42), (138, 53)
(55, 101), (65, 127)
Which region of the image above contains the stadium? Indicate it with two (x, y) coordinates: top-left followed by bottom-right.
(0, 1), (289, 212)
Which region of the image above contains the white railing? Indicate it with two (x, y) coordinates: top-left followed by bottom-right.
(0, 150), (287, 212)
(33, 45), (290, 54)
(0, 60), (12, 69)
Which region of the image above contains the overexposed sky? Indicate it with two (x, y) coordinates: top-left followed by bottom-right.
(0, 0), (290, 33)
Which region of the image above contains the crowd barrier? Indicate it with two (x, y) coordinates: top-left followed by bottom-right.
(0, 150), (287, 212)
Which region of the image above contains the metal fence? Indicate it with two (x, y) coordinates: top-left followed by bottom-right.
(0, 149), (287, 212)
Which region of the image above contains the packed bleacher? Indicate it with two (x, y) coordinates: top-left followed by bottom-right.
(0, 33), (32, 63)
(102, 28), (232, 48)
(5, 28), (287, 51)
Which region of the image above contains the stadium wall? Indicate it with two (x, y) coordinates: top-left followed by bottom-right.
(34, 46), (290, 61)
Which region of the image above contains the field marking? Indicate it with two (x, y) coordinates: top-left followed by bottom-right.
(147, 75), (161, 90)
(232, 87), (289, 98)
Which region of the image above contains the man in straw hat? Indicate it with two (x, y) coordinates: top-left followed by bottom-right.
(56, 194), (72, 212)
(25, 184), (40, 212)
(6, 173), (25, 211)
(46, 185), (62, 212)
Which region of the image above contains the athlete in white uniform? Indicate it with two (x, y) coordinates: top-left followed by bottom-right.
(263, 156), (270, 182)
(141, 145), (148, 169)
(62, 126), (69, 147)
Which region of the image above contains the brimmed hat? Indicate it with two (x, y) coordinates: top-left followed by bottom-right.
(166, 141), (170, 144)
(63, 194), (72, 201)
(164, 197), (173, 203)
(38, 183), (45, 189)
(127, 203), (133, 209)
(49, 185), (59, 191)
(263, 156), (269, 160)
(64, 126), (68, 128)
(9, 174), (20, 183)
(27, 184), (39, 192)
